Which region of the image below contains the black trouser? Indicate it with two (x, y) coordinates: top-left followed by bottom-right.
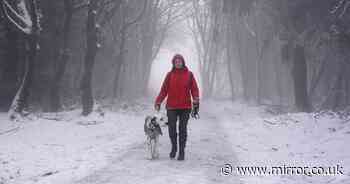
(167, 109), (191, 149)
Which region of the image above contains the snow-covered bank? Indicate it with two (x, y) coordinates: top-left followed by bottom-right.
(0, 100), (349, 184)
(205, 100), (350, 184)
(0, 108), (148, 184)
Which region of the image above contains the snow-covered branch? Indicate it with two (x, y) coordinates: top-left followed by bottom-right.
(339, 0), (350, 18)
(1, 0), (33, 34)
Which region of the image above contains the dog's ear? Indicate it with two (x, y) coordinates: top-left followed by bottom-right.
(151, 117), (157, 122)
(145, 116), (152, 124)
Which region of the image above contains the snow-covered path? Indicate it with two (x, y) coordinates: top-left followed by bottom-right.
(75, 105), (240, 184)
(1, 100), (349, 184)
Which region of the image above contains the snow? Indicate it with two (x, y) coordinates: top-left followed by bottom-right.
(0, 100), (349, 184)
(2, 0), (33, 34)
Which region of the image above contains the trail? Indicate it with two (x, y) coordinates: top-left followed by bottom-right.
(3, 101), (347, 184)
(74, 107), (241, 184)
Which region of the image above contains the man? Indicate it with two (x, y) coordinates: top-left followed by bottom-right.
(155, 54), (200, 161)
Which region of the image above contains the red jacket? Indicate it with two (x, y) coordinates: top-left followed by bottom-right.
(155, 54), (200, 109)
(155, 66), (199, 109)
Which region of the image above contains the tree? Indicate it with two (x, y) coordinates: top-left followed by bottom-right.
(1, 0), (41, 119)
(50, 0), (73, 112)
(81, 0), (99, 116)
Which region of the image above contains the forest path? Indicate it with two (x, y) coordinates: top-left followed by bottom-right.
(74, 104), (241, 184)
(2, 100), (348, 184)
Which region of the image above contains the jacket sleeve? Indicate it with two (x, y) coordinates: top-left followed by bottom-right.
(155, 72), (170, 105)
(190, 73), (200, 103)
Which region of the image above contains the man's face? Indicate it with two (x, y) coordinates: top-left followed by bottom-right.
(174, 58), (183, 69)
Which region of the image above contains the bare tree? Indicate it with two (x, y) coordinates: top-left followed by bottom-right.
(50, 0), (74, 112)
(81, 0), (99, 116)
(2, 0), (41, 120)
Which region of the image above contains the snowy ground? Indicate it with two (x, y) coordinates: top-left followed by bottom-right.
(0, 100), (349, 184)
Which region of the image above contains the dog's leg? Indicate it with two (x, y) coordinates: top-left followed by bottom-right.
(155, 136), (160, 159)
(146, 137), (152, 160)
(149, 138), (152, 159)
(150, 139), (156, 159)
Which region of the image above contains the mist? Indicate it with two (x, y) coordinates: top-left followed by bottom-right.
(149, 20), (201, 97)
(0, 0), (349, 183)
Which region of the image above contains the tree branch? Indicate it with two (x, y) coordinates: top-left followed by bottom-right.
(1, 0), (32, 34)
(123, 0), (148, 30)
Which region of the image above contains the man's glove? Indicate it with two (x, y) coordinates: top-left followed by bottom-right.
(191, 102), (199, 119)
(154, 104), (160, 112)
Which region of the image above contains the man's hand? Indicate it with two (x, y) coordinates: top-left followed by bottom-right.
(191, 102), (199, 119)
(154, 104), (160, 112)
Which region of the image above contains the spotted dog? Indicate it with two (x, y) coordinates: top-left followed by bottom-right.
(144, 115), (167, 159)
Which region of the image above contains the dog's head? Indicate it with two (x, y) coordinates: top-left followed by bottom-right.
(156, 114), (168, 126)
(149, 117), (159, 129)
(144, 114), (167, 136)
(149, 113), (168, 125)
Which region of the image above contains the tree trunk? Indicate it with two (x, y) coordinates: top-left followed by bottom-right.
(235, 24), (247, 100)
(225, 22), (235, 101)
(140, 26), (153, 96)
(112, 22), (126, 100)
(1, 24), (20, 111)
(139, 2), (154, 96)
(331, 65), (346, 110)
(8, 0), (39, 119)
(81, 0), (98, 116)
(50, 0), (73, 112)
(292, 44), (311, 112)
(253, 10), (261, 104)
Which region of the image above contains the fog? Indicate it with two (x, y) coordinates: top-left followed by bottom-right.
(0, 1), (349, 183)
(1, 0), (350, 114)
(148, 21), (201, 97)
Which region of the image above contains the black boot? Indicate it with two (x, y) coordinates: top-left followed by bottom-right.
(169, 134), (177, 159)
(177, 139), (185, 161)
(167, 110), (178, 159)
(177, 110), (190, 160)
(177, 147), (184, 160)
(177, 110), (189, 161)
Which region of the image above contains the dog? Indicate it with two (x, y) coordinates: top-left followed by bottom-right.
(144, 114), (167, 159)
